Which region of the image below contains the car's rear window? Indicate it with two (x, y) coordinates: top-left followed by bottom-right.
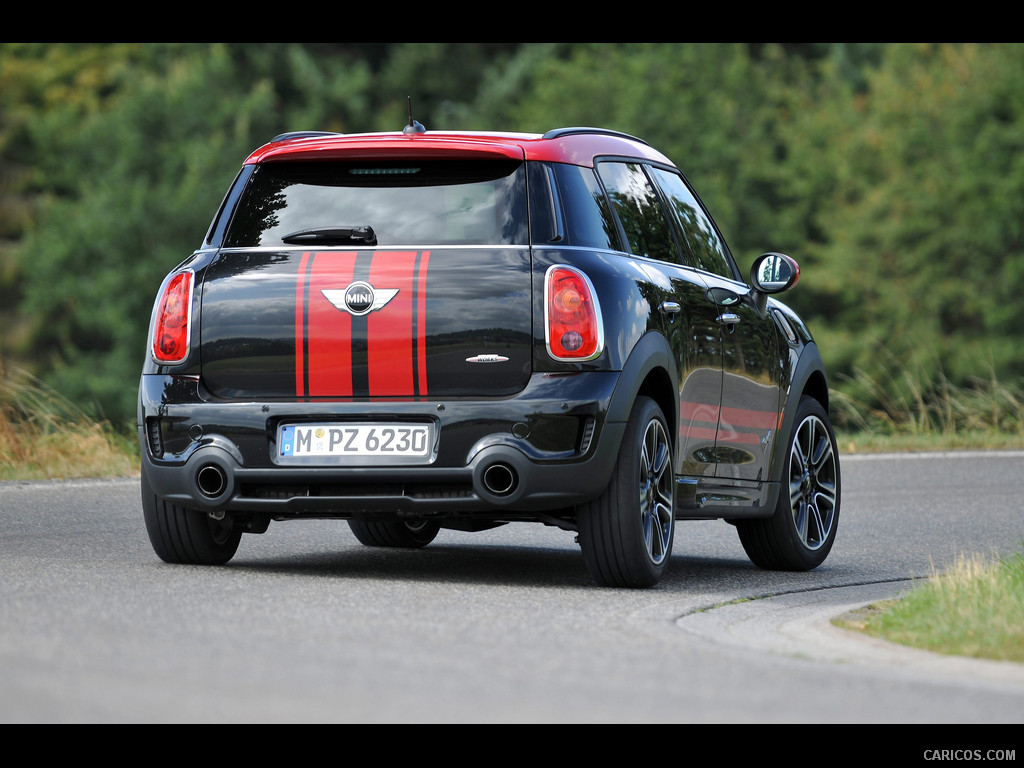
(224, 160), (530, 247)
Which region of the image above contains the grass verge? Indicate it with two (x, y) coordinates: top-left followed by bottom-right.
(832, 359), (1024, 451)
(0, 364), (138, 481)
(836, 552), (1024, 663)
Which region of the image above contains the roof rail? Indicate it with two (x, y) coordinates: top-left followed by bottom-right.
(270, 131), (343, 143)
(541, 127), (649, 146)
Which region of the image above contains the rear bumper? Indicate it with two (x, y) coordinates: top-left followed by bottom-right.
(138, 372), (625, 519)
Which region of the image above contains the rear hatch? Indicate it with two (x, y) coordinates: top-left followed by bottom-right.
(198, 157), (534, 400)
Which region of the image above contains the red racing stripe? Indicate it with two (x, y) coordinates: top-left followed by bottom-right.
(680, 400), (780, 445)
(680, 425), (718, 441)
(719, 405), (780, 430)
(367, 252), (418, 395)
(416, 251), (430, 397)
(679, 400), (719, 444)
(295, 252), (310, 396)
(681, 401), (719, 423)
(306, 251), (357, 397)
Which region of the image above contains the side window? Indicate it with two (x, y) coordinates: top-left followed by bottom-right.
(542, 163), (619, 250)
(650, 167), (736, 279)
(596, 162), (679, 264)
(527, 162), (558, 244)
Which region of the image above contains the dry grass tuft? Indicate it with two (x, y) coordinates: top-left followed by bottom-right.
(0, 363), (138, 481)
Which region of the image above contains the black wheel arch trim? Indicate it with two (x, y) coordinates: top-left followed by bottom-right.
(764, 341), (831, 510)
(605, 331), (679, 437)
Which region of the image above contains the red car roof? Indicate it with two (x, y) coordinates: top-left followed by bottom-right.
(245, 128), (674, 168)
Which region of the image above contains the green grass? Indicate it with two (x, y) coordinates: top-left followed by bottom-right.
(838, 428), (1024, 455)
(831, 359), (1024, 449)
(838, 552), (1024, 663)
(831, 359), (1024, 455)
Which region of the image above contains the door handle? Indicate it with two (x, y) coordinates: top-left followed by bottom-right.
(716, 313), (741, 326)
(659, 302), (681, 323)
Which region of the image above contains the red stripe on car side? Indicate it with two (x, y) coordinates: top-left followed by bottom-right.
(718, 405), (781, 445)
(417, 251), (430, 397)
(367, 252), (418, 396)
(680, 400), (781, 445)
(681, 402), (780, 430)
(681, 401), (719, 423)
(306, 251), (357, 397)
(680, 401), (719, 445)
(295, 252), (310, 396)
(719, 405), (780, 430)
(680, 425), (718, 441)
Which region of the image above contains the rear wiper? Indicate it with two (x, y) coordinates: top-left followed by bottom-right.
(281, 226), (377, 245)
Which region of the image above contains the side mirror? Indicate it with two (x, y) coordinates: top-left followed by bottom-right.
(750, 252), (800, 294)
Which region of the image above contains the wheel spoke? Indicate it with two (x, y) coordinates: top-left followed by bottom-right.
(651, 441), (668, 476)
(810, 430), (833, 473)
(651, 502), (669, 559)
(794, 498), (809, 541)
(792, 426), (809, 468)
(789, 477), (803, 506)
(807, 498), (825, 543)
(648, 424), (662, 470)
(811, 486), (836, 541)
(814, 480), (837, 508)
(656, 480), (673, 508)
(654, 447), (671, 498)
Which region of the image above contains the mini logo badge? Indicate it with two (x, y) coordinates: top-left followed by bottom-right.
(466, 354), (510, 364)
(322, 282), (399, 316)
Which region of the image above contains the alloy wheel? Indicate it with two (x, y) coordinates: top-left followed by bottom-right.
(639, 417), (673, 565)
(787, 414), (838, 550)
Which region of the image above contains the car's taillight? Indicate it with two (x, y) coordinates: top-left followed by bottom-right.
(545, 265), (603, 361)
(151, 270), (194, 364)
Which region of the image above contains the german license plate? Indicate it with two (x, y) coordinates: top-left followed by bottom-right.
(277, 423), (433, 464)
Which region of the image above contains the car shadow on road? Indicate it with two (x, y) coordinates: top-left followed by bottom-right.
(216, 536), (850, 594)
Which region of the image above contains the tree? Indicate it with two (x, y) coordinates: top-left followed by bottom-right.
(13, 44), (374, 422)
(787, 43), (1024, 391)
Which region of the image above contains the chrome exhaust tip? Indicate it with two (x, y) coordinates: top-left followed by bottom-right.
(196, 463), (229, 499)
(482, 462), (518, 497)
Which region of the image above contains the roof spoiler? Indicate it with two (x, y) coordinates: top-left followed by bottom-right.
(541, 127), (649, 145)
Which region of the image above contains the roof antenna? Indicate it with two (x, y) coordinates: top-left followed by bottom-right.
(403, 96), (426, 134)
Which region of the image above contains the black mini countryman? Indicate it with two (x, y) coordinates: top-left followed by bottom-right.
(139, 125), (840, 588)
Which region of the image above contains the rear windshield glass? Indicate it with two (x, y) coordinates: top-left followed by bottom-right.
(224, 160), (529, 247)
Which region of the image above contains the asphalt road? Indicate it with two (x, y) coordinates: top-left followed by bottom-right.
(2, 451), (1023, 724)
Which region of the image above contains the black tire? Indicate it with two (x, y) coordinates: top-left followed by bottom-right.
(737, 396), (841, 571)
(348, 519), (440, 548)
(141, 466), (241, 565)
(578, 396), (674, 588)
